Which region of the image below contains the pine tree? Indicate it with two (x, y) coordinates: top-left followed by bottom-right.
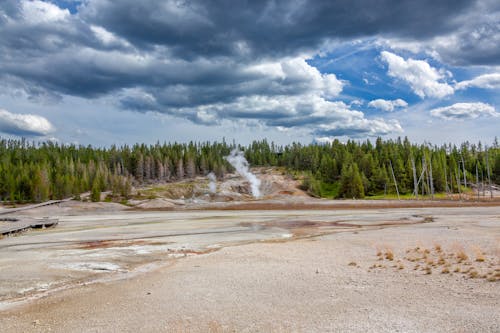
(90, 178), (101, 202)
(339, 163), (365, 199)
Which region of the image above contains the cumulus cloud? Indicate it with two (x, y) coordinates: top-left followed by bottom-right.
(117, 56), (348, 128)
(90, 25), (130, 48)
(430, 102), (498, 120)
(0, 108), (55, 136)
(129, 93), (403, 137)
(368, 98), (408, 112)
(381, 51), (454, 98)
(313, 137), (337, 145)
(315, 119), (403, 138)
(0, 0), (480, 102)
(21, 0), (70, 24)
(1, 0), (496, 141)
(455, 73), (500, 90)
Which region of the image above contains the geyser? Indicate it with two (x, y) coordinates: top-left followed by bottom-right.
(225, 149), (261, 198)
(207, 172), (217, 194)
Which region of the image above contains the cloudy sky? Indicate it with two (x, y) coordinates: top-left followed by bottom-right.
(0, 0), (499, 146)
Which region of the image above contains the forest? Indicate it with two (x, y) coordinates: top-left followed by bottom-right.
(0, 137), (499, 203)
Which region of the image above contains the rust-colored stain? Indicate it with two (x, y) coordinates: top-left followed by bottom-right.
(263, 220), (361, 229)
(77, 239), (155, 250)
(193, 200), (500, 211)
(239, 216), (431, 240)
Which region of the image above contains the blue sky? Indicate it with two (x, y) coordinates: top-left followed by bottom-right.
(0, 0), (498, 146)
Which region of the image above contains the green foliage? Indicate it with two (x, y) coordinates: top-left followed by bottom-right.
(338, 163), (365, 199)
(494, 154), (500, 183)
(318, 181), (340, 198)
(0, 137), (498, 203)
(90, 178), (101, 202)
(300, 173), (322, 197)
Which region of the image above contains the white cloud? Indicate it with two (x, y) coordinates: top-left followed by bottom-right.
(430, 102), (498, 120)
(321, 73), (344, 98)
(90, 25), (130, 47)
(349, 99), (363, 107)
(21, 0), (70, 24)
(455, 73), (500, 90)
(249, 57), (344, 98)
(316, 118), (403, 138)
(380, 51), (454, 98)
(313, 137), (336, 145)
(158, 93), (403, 138)
(0, 108), (55, 136)
(368, 98), (408, 112)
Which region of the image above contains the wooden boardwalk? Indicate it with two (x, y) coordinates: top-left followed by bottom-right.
(0, 217), (59, 236)
(0, 198), (71, 216)
(0, 199), (66, 236)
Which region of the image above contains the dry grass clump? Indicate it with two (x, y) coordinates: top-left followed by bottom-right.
(456, 249), (468, 263)
(371, 242), (498, 281)
(437, 256), (446, 266)
(348, 261), (357, 267)
(472, 246), (486, 262)
(385, 249), (394, 261)
(486, 271), (500, 282)
(469, 270), (479, 279)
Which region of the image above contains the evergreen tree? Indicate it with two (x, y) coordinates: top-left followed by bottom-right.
(90, 178), (101, 202)
(339, 163), (364, 199)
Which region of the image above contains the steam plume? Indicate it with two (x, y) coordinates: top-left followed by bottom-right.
(225, 149), (261, 198)
(207, 172), (217, 193)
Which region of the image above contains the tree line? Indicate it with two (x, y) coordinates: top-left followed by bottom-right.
(0, 137), (498, 202)
(246, 137), (500, 198)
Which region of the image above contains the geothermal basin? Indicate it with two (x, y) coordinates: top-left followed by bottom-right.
(0, 202), (499, 332)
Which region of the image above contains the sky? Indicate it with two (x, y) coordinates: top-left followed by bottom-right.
(0, 0), (499, 147)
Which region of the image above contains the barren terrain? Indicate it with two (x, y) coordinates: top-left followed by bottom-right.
(0, 170), (499, 332)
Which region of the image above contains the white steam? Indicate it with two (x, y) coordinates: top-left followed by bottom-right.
(207, 172), (217, 194)
(225, 149), (261, 198)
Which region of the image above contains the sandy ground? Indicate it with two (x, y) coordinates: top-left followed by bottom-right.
(0, 204), (499, 332)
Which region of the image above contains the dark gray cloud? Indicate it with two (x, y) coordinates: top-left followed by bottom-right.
(80, 0), (473, 59)
(0, 0), (491, 100)
(382, 0), (500, 66)
(436, 22), (500, 66)
(0, 0), (497, 139)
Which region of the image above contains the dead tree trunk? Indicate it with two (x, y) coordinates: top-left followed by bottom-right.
(389, 160), (400, 201)
(411, 157), (418, 199)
